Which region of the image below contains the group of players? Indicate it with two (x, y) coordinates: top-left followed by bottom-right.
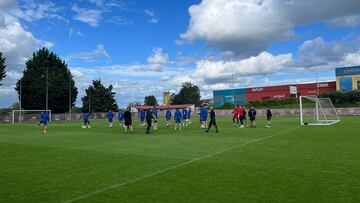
(231, 105), (273, 128)
(80, 106), (219, 134)
(37, 105), (271, 134)
(99, 107), (207, 134)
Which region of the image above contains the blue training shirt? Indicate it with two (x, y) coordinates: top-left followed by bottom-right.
(107, 112), (114, 119)
(118, 112), (123, 120)
(182, 109), (188, 119)
(187, 109), (192, 119)
(153, 108), (158, 118)
(166, 110), (172, 120)
(40, 113), (49, 122)
(174, 110), (182, 121)
(140, 110), (145, 118)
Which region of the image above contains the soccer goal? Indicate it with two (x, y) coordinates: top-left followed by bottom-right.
(299, 96), (340, 126)
(12, 110), (52, 124)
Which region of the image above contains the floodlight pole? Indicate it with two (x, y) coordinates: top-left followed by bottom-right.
(299, 96), (304, 125)
(89, 89), (91, 113)
(46, 66), (49, 112)
(316, 72), (319, 95)
(69, 73), (71, 120)
(232, 74), (235, 104)
(19, 67), (22, 123)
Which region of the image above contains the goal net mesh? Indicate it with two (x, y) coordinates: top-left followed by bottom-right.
(12, 110), (52, 124)
(300, 96), (340, 125)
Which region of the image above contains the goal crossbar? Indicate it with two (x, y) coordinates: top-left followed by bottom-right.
(299, 96), (340, 126)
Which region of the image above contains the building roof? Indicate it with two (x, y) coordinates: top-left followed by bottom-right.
(213, 81), (336, 93)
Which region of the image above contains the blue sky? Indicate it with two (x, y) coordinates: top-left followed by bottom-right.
(1, 0), (360, 108)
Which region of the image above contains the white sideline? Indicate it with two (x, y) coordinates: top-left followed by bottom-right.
(63, 126), (300, 203)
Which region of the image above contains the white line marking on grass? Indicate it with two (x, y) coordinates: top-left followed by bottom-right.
(63, 126), (300, 203)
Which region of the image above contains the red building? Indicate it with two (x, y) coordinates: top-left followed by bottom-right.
(246, 81), (336, 103)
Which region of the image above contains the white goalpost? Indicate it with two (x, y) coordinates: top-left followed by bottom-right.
(299, 96), (340, 126)
(12, 110), (52, 124)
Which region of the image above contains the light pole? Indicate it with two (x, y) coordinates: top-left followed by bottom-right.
(89, 88), (91, 113)
(19, 65), (23, 122)
(69, 72), (72, 120)
(232, 74), (235, 104)
(316, 72), (319, 95)
(46, 66), (49, 112)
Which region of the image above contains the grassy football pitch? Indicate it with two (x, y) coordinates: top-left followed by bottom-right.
(0, 116), (359, 203)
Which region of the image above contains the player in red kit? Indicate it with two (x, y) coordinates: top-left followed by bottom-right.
(232, 106), (240, 126)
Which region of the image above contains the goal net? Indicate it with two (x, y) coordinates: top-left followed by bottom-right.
(299, 96), (340, 126)
(12, 110), (52, 124)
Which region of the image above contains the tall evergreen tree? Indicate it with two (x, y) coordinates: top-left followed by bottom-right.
(0, 52), (7, 86)
(81, 79), (118, 112)
(15, 48), (78, 113)
(144, 95), (158, 106)
(171, 82), (201, 106)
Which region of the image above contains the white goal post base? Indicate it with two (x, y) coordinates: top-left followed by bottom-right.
(299, 95), (340, 126)
(305, 120), (340, 126)
(12, 110), (52, 124)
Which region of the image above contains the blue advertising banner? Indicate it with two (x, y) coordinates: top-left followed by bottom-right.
(339, 77), (353, 91)
(336, 66), (360, 76)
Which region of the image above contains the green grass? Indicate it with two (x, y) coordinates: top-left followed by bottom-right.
(0, 116), (359, 203)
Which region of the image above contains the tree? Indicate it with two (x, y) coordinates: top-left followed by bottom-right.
(15, 48), (78, 113)
(144, 95), (158, 106)
(171, 82), (201, 106)
(0, 52), (7, 86)
(81, 79), (118, 112)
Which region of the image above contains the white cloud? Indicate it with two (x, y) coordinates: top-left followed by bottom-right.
(13, 0), (66, 23)
(0, 14), (38, 68)
(67, 44), (111, 62)
(343, 52), (360, 66)
(105, 16), (132, 26)
(71, 1), (131, 27)
(297, 37), (349, 67)
(41, 41), (54, 49)
(0, 0), (16, 10)
(181, 0), (360, 56)
(68, 28), (84, 38)
(125, 47), (171, 72)
(89, 0), (104, 7)
(144, 8), (158, 24)
(70, 69), (85, 78)
(147, 48), (169, 65)
(146, 48), (169, 72)
(186, 52), (292, 84)
(72, 4), (102, 27)
(0, 1), (58, 107)
(328, 15), (360, 28)
(289, 37), (360, 72)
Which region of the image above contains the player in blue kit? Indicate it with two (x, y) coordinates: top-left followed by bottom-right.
(174, 108), (182, 131)
(118, 110), (124, 127)
(37, 111), (49, 134)
(182, 108), (188, 126)
(200, 106), (208, 129)
(165, 109), (172, 127)
(107, 110), (114, 128)
(152, 107), (158, 130)
(198, 106), (203, 127)
(187, 107), (192, 125)
(82, 112), (91, 129)
(139, 109), (146, 126)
